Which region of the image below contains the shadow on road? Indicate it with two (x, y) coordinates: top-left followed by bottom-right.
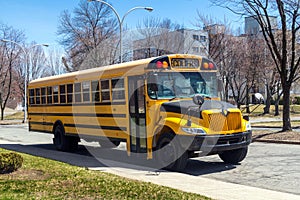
(184, 159), (236, 176)
(0, 142), (236, 175)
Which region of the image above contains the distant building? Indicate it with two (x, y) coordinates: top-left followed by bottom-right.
(204, 24), (226, 35)
(132, 28), (209, 60)
(245, 15), (278, 35)
(179, 29), (209, 56)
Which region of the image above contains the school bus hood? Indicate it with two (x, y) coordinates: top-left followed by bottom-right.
(160, 100), (245, 133)
(160, 99), (236, 116)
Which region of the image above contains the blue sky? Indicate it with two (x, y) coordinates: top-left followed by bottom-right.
(0, 0), (240, 46)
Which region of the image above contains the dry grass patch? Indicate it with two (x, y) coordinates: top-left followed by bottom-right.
(252, 130), (300, 142)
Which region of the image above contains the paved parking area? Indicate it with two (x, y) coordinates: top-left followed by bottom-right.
(0, 124), (300, 200)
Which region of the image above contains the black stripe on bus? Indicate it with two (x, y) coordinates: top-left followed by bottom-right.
(29, 113), (126, 118)
(29, 128), (53, 134)
(64, 123), (127, 131)
(29, 102), (126, 107)
(29, 127), (82, 137)
(30, 121), (127, 132)
(30, 121), (54, 126)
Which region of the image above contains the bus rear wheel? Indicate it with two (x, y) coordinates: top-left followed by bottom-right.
(53, 124), (78, 152)
(218, 147), (248, 164)
(156, 133), (188, 172)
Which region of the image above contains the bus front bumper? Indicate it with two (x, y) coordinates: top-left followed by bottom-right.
(179, 131), (252, 154)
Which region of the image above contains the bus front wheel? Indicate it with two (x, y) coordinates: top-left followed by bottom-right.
(218, 147), (248, 164)
(156, 133), (188, 171)
(53, 125), (78, 152)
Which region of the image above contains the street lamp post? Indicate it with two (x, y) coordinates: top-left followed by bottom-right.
(88, 0), (153, 63)
(0, 39), (49, 123)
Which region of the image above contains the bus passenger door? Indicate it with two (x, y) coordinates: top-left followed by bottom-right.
(128, 76), (147, 154)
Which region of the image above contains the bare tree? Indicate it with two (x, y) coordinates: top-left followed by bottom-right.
(0, 24), (25, 120)
(262, 57), (282, 115)
(225, 36), (257, 109)
(46, 47), (65, 76)
(195, 14), (269, 112)
(196, 14), (231, 59)
(196, 16), (233, 102)
(28, 42), (49, 80)
(58, 0), (118, 71)
(134, 17), (184, 59)
(212, 0), (300, 131)
(196, 12), (283, 115)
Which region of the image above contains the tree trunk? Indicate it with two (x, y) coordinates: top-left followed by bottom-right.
(282, 84), (292, 131)
(246, 90), (250, 113)
(274, 101), (279, 116)
(263, 84), (271, 114)
(1, 107), (4, 120)
(224, 79), (229, 102)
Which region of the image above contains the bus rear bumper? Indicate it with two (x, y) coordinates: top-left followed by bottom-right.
(179, 131), (252, 154)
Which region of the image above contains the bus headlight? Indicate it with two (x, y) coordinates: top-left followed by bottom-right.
(182, 127), (206, 135)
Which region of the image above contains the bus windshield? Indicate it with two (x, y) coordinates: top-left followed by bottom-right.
(148, 72), (219, 99)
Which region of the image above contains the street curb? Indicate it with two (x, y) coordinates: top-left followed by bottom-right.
(252, 125), (300, 129)
(252, 139), (300, 145)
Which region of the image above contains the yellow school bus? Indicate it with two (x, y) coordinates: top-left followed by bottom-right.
(28, 54), (251, 171)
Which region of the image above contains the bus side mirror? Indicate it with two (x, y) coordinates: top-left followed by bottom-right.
(193, 94), (205, 106)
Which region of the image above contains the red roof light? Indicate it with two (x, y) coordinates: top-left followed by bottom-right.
(156, 61), (163, 69)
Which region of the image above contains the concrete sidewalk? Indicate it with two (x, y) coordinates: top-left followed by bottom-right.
(90, 163), (300, 200)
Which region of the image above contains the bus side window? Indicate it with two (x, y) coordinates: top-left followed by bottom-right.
(41, 87), (46, 104)
(47, 87), (52, 104)
(74, 83), (81, 103)
(101, 80), (110, 102)
(60, 85), (66, 103)
(53, 86), (59, 103)
(82, 81), (90, 102)
(112, 78), (125, 101)
(29, 89), (35, 105)
(35, 88), (41, 104)
(91, 80), (100, 102)
(67, 84), (73, 103)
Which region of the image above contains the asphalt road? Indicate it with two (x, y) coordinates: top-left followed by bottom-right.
(1, 124), (300, 199)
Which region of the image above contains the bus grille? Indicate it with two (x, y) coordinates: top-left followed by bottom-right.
(206, 112), (242, 132)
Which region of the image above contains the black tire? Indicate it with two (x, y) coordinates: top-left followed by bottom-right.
(53, 124), (78, 152)
(218, 147), (248, 164)
(99, 140), (120, 149)
(156, 133), (188, 171)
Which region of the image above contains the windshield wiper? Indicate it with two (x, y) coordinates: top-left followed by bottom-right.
(169, 96), (188, 101)
(169, 96), (179, 101)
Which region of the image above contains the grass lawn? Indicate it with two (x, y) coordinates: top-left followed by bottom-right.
(3, 112), (24, 120)
(0, 148), (210, 200)
(241, 104), (300, 115)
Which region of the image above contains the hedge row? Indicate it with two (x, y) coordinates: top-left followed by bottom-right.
(0, 152), (23, 174)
